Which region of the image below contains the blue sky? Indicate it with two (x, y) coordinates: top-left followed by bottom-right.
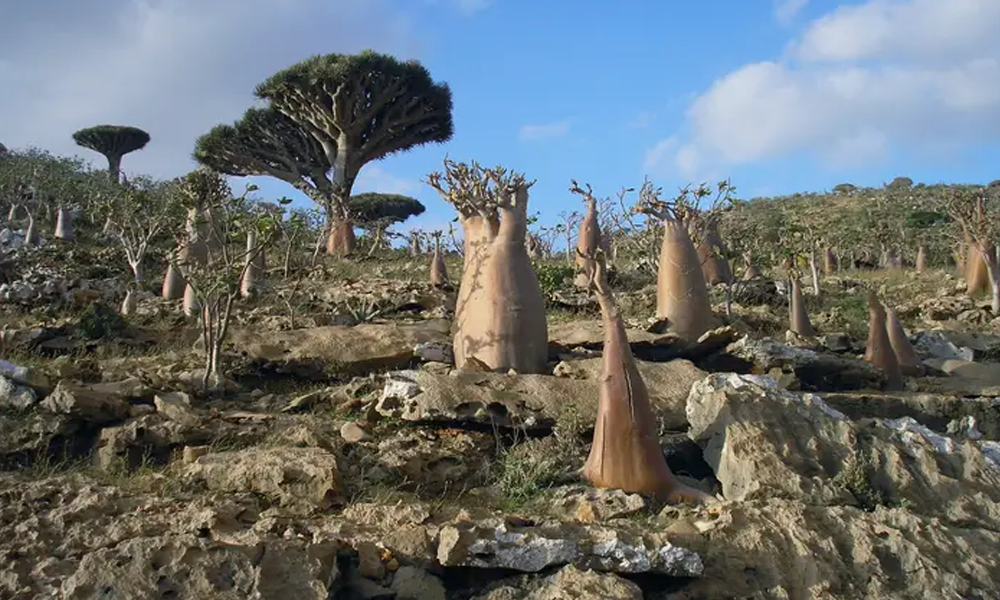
(4, 0), (1000, 239)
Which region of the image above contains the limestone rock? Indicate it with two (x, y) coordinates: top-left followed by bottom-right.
(726, 336), (884, 391)
(184, 446), (342, 508)
(0, 374), (36, 409)
(39, 380), (129, 424)
(228, 320), (451, 378)
(390, 566), (447, 600)
(153, 391), (198, 427)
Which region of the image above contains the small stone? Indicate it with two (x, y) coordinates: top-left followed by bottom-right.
(154, 391), (198, 427)
(357, 541), (386, 580)
(341, 421), (370, 443)
(182, 445), (211, 464)
(390, 566), (446, 600)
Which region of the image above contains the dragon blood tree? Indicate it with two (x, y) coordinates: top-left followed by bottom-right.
(580, 246), (713, 505)
(425, 159), (548, 373)
(253, 51), (453, 256)
(569, 180), (602, 288)
(72, 125), (150, 183)
(636, 179), (716, 341)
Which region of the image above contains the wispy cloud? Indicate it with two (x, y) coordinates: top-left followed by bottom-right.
(628, 110), (656, 129)
(774, 0), (809, 25)
(518, 119), (572, 142)
(455, 0), (493, 15)
(355, 164), (419, 195)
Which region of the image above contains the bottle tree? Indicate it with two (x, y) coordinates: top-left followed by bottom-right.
(72, 125), (150, 183)
(252, 50), (454, 256)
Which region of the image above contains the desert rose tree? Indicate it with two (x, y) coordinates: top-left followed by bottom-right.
(636, 179), (716, 341)
(948, 186), (1000, 312)
(72, 125), (150, 183)
(171, 170), (283, 389)
(580, 245), (712, 505)
(254, 51), (453, 256)
(425, 159), (548, 373)
(97, 175), (184, 284)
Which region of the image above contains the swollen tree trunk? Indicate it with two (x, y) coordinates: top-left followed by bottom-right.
(183, 284), (199, 318)
(915, 246), (927, 274)
(966, 241), (990, 296)
(885, 305), (923, 375)
(326, 218), (357, 257)
(583, 255), (712, 504)
(162, 260), (185, 299)
(574, 198), (600, 288)
(823, 247), (837, 275)
(789, 277), (816, 337)
(120, 289), (137, 316)
(453, 213), (497, 363)
(54, 207), (73, 241)
(429, 235), (448, 287)
(741, 253), (761, 280)
(24, 214), (38, 246)
(656, 219), (715, 341)
(457, 187), (548, 373)
(696, 227), (733, 287)
(979, 242), (1000, 314)
(864, 290), (903, 391)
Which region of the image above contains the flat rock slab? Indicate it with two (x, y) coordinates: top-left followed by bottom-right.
(822, 391), (1000, 440)
(230, 320), (451, 377)
(548, 322), (736, 363)
(377, 358), (706, 430)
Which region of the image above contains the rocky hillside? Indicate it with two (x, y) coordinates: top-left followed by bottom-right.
(2, 231), (1000, 599)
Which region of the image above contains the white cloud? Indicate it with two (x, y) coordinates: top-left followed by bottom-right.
(775, 0), (809, 25)
(0, 0), (420, 180)
(518, 119), (572, 142)
(647, 0), (1000, 179)
(354, 164), (420, 196)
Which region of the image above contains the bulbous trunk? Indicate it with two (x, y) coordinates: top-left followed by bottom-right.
(240, 230), (264, 299)
(696, 230), (733, 286)
(583, 258), (710, 504)
(864, 291), (903, 391)
(326, 219), (357, 257)
(655, 219), (714, 341)
(915, 246), (927, 273)
(429, 243), (448, 287)
(24, 214), (38, 246)
(456, 205), (548, 373)
(409, 234), (422, 257)
(823, 248), (837, 275)
(885, 305), (922, 375)
(183, 284), (199, 318)
(54, 207), (73, 241)
(742, 254), (762, 280)
(453, 214), (498, 362)
(162, 252), (186, 299)
(120, 289), (137, 316)
(966, 241), (990, 296)
(789, 278), (815, 337)
(574, 199), (601, 288)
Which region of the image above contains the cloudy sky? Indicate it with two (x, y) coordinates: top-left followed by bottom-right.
(2, 0), (1000, 233)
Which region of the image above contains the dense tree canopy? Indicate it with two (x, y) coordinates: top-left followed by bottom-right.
(348, 192), (425, 228)
(72, 125), (151, 183)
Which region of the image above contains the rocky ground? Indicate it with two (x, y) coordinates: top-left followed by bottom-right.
(2, 242), (1000, 599)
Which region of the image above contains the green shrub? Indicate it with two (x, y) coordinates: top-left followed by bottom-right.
(534, 262), (575, 295)
(77, 302), (128, 340)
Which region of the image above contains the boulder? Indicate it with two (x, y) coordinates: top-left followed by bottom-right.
(39, 380), (129, 424)
(725, 336), (884, 391)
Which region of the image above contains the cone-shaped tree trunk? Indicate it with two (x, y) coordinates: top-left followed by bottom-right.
(121, 289), (137, 316)
(864, 291), (904, 391)
(696, 226), (733, 286)
(162, 262), (185, 299)
(656, 219), (715, 341)
(453, 213), (498, 364)
(409, 232), (422, 257)
(54, 207), (73, 241)
(456, 187), (548, 373)
(742, 255), (762, 280)
(915, 246), (927, 274)
(885, 305), (922, 375)
(583, 255), (712, 505)
(966, 241), (990, 295)
(429, 236), (448, 287)
(789, 277), (816, 337)
(574, 198), (600, 288)
(240, 230), (264, 298)
(326, 219), (357, 257)
(183, 283), (199, 318)
(24, 214), (38, 246)
(823, 248), (837, 275)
